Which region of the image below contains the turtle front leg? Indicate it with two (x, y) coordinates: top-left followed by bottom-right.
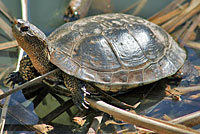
(62, 73), (90, 110)
(6, 55), (40, 87)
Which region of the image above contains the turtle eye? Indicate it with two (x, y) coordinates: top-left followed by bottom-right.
(20, 26), (29, 32)
(17, 22), (21, 28)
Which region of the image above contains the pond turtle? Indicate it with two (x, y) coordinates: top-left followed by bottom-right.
(8, 13), (187, 109)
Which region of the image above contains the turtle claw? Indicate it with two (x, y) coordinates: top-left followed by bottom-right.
(73, 86), (90, 110)
(81, 102), (89, 109)
(5, 71), (25, 88)
(81, 86), (90, 96)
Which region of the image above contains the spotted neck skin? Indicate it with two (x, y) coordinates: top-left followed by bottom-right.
(12, 19), (55, 74)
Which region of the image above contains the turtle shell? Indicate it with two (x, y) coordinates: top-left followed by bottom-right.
(48, 13), (186, 92)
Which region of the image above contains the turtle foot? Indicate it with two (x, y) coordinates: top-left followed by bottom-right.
(5, 71), (25, 88)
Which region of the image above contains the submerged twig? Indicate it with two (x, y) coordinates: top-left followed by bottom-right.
(31, 88), (49, 109)
(86, 98), (199, 134)
(149, 0), (200, 38)
(185, 41), (200, 50)
(121, 1), (139, 13)
(50, 92), (74, 118)
(0, 17), (14, 40)
(132, 0), (147, 15)
(181, 14), (200, 44)
(172, 17), (193, 42)
(162, 0), (200, 32)
(148, 0), (185, 21)
(150, 3), (188, 25)
(0, 0), (15, 24)
(170, 110), (200, 127)
(175, 85), (200, 94)
(1, 96), (52, 134)
(0, 95), (9, 134)
(41, 99), (74, 123)
(0, 40), (18, 50)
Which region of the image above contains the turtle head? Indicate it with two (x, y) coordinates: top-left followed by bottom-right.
(12, 19), (54, 74)
(12, 19), (49, 53)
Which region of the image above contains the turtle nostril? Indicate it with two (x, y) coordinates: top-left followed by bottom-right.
(20, 26), (29, 32)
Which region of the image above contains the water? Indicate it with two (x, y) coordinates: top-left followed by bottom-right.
(0, 0), (200, 133)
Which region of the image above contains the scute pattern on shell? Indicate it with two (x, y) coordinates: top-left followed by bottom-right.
(47, 13), (186, 92)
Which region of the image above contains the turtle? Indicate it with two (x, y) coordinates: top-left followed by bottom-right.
(7, 13), (191, 109)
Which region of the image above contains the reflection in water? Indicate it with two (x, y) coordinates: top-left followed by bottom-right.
(1, 91), (39, 133)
